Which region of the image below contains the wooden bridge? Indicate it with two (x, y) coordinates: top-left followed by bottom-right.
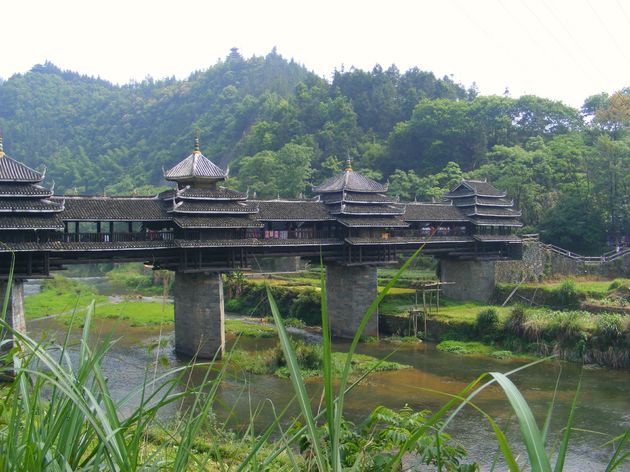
(0, 136), (523, 358)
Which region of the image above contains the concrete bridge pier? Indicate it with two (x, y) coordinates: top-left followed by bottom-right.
(0, 280), (26, 351)
(439, 259), (496, 302)
(173, 272), (225, 359)
(326, 264), (379, 339)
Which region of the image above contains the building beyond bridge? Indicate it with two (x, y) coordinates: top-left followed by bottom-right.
(0, 136), (523, 358)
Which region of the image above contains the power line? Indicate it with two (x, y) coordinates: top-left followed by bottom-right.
(585, 0), (630, 69)
(539, 0), (610, 84)
(520, 0), (603, 87)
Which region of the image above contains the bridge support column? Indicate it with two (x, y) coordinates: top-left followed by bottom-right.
(0, 280), (26, 351)
(440, 260), (496, 302)
(326, 264), (378, 339)
(174, 272), (224, 359)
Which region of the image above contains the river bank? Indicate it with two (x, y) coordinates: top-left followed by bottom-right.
(21, 310), (630, 470)
(14, 269), (630, 469)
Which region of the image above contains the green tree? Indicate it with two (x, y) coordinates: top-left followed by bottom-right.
(539, 187), (606, 254)
(275, 143), (314, 198)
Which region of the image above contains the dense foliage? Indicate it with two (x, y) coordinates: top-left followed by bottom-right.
(1, 50), (628, 252)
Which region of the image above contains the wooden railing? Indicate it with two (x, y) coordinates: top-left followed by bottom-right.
(248, 230), (334, 240)
(540, 242), (630, 264)
(57, 232), (174, 243)
(521, 233), (540, 242)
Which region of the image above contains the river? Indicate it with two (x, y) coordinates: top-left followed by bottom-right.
(24, 277), (630, 470)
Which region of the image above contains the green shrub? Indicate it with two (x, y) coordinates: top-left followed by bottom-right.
(595, 313), (624, 341)
(283, 317), (307, 329)
(275, 340), (323, 371)
(490, 350), (513, 359)
(555, 278), (579, 308)
(608, 278), (629, 290)
(476, 308), (499, 334)
(504, 305), (528, 335)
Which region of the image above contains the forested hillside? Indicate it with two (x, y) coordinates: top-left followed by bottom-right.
(0, 49), (628, 253)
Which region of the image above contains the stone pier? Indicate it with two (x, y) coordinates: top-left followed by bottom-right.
(440, 260), (496, 302)
(173, 272), (225, 359)
(326, 264), (378, 339)
(0, 280), (26, 351)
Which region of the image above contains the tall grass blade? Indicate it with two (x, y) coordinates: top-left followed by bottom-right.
(266, 285), (327, 471)
(491, 372), (552, 472)
(542, 368), (562, 444)
(553, 371), (581, 472)
(319, 253), (338, 470)
(605, 428), (630, 471)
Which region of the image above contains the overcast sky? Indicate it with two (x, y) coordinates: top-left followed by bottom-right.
(2, 0), (629, 108)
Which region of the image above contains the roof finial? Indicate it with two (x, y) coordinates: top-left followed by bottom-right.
(193, 131), (200, 154)
(344, 153), (353, 172)
(0, 133), (4, 158)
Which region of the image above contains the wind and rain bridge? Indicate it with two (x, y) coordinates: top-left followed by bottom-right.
(0, 136), (522, 358)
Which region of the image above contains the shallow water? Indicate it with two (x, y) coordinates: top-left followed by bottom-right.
(26, 315), (630, 470)
(23, 277), (630, 470)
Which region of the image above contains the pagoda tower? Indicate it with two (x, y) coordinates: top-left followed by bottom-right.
(0, 136), (63, 348)
(160, 135), (259, 358)
(0, 136), (64, 241)
(312, 159), (405, 339)
(444, 180), (522, 231)
(160, 135), (260, 237)
(312, 158), (407, 234)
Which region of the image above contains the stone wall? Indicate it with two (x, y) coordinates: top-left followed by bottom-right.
(326, 264), (378, 338)
(253, 256), (303, 273)
(495, 241), (545, 283)
(440, 260), (496, 302)
(173, 272), (225, 359)
(0, 280), (25, 351)
(546, 251), (630, 278)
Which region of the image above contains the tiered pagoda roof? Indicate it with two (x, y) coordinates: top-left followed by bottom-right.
(0, 137), (63, 230)
(313, 159), (407, 228)
(445, 180), (522, 227)
(160, 136), (261, 229)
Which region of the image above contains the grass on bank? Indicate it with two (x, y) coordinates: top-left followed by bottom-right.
(105, 263), (173, 296)
(24, 276), (107, 319)
(229, 340), (410, 378)
(5, 252), (630, 470)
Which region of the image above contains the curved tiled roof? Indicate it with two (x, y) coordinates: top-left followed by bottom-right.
(404, 203), (469, 222)
(168, 200), (258, 214)
(336, 216), (409, 228)
(164, 151), (227, 182)
(313, 170), (387, 194)
(0, 183), (53, 197)
(0, 155), (44, 182)
(0, 198), (63, 213)
(172, 215), (263, 229)
(453, 196), (514, 207)
(0, 214), (63, 230)
(320, 192), (398, 204)
(58, 197), (169, 221)
(471, 218), (522, 227)
(446, 180), (506, 198)
(328, 202), (405, 215)
(160, 187), (246, 201)
(462, 207), (522, 217)
(255, 200), (333, 221)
